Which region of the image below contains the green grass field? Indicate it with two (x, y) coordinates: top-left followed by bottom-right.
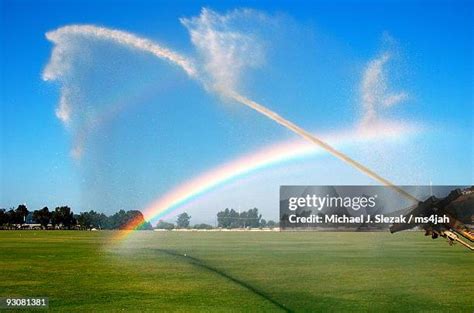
(0, 231), (473, 312)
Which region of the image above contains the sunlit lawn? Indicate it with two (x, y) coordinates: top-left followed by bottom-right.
(0, 231), (472, 312)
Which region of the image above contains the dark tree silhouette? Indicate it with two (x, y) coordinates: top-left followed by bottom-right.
(77, 211), (93, 230)
(106, 210), (151, 230)
(33, 207), (52, 229)
(0, 209), (7, 226)
(7, 209), (20, 225)
(15, 204), (29, 225)
(52, 206), (75, 229)
(126, 210), (152, 230)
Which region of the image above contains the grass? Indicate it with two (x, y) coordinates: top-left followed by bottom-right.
(0, 231), (473, 312)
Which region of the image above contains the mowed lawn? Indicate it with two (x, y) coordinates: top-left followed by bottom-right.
(0, 231), (472, 312)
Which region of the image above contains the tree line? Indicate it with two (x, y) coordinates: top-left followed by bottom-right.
(155, 208), (278, 230)
(0, 204), (152, 230)
(1, 205), (278, 230)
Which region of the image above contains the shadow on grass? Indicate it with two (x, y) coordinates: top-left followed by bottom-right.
(155, 249), (292, 312)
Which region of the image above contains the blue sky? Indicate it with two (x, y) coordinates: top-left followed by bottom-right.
(1, 0), (472, 222)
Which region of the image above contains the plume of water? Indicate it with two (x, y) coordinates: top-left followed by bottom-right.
(43, 25), (197, 125)
(360, 52), (408, 126)
(43, 17), (418, 203)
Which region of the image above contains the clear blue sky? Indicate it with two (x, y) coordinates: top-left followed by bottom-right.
(1, 0), (472, 221)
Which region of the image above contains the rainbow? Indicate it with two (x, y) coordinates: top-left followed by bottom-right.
(115, 122), (418, 239)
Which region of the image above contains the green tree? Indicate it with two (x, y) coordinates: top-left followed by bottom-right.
(106, 210), (151, 230)
(229, 209), (240, 228)
(33, 207), (51, 229)
(125, 210), (152, 230)
(6, 209), (18, 226)
(77, 211), (93, 230)
(240, 210), (248, 228)
(246, 208), (262, 228)
(193, 223), (213, 230)
(0, 209), (6, 226)
(78, 210), (109, 230)
(155, 219), (175, 230)
(176, 212), (191, 228)
(266, 220), (277, 228)
(217, 208), (263, 229)
(15, 204), (29, 225)
(52, 206), (75, 229)
(96, 213), (109, 229)
(108, 210), (127, 229)
(217, 208), (231, 228)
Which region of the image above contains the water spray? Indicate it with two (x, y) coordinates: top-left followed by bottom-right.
(44, 25), (418, 204)
(224, 90), (420, 203)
